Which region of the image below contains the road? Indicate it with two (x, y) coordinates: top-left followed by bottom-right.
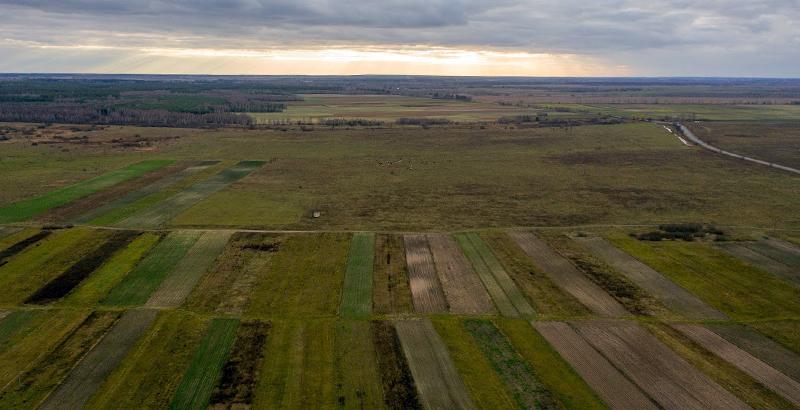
(676, 123), (800, 175)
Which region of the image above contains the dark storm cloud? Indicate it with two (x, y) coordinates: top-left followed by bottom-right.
(0, 0), (798, 75)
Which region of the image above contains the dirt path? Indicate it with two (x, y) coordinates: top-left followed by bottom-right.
(576, 321), (748, 410)
(403, 235), (448, 313)
(394, 319), (475, 410)
(39, 309), (158, 410)
(510, 232), (628, 317)
(533, 321), (657, 410)
(577, 236), (728, 319)
(678, 123), (800, 175)
(427, 234), (495, 315)
(673, 323), (800, 407)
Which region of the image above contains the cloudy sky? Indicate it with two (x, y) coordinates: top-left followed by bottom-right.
(1, 0), (798, 76)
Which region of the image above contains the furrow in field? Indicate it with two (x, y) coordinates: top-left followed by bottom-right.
(169, 318), (240, 409)
(403, 235), (448, 314)
(706, 323), (800, 382)
(101, 231), (200, 306)
(459, 233), (535, 316)
(0, 160), (172, 224)
(39, 309), (158, 410)
(394, 319), (475, 410)
(145, 230), (233, 308)
(74, 160), (220, 224)
(373, 234), (414, 315)
(575, 321), (749, 410)
(579, 236), (727, 319)
(340, 233), (376, 317)
(673, 323), (800, 407)
(427, 234), (495, 315)
(116, 160), (265, 229)
(717, 242), (799, 287)
(511, 232), (627, 317)
(0, 229), (51, 263)
(532, 321), (656, 410)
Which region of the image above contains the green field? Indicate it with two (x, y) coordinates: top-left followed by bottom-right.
(339, 233), (376, 317)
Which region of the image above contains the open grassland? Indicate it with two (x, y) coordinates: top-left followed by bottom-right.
(750, 321), (800, 354)
(246, 233), (349, 317)
(0, 311), (120, 409)
(646, 322), (796, 410)
(3, 122), (800, 230)
(432, 317), (518, 410)
(688, 121), (800, 169)
(0, 228), (111, 306)
(86, 311), (208, 410)
(496, 319), (607, 410)
(480, 232), (589, 318)
(0, 160), (171, 223)
(253, 319), (337, 408)
(185, 232), (281, 315)
(0, 309), (89, 389)
(101, 231), (199, 306)
(59, 232), (161, 307)
(609, 235), (800, 320)
(373, 234), (414, 315)
(569, 103), (800, 121)
(169, 318), (239, 409)
(339, 233), (375, 317)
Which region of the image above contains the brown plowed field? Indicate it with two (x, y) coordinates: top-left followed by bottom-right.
(403, 235), (448, 314)
(532, 321), (657, 410)
(373, 234), (414, 315)
(510, 232), (627, 317)
(673, 323), (800, 407)
(579, 237), (728, 319)
(35, 162), (187, 223)
(576, 321), (749, 410)
(427, 234), (495, 315)
(394, 319), (475, 410)
(39, 309), (158, 410)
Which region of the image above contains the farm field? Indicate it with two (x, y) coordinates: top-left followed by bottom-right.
(1, 83), (800, 409)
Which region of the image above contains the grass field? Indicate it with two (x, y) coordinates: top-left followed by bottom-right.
(333, 320), (385, 409)
(609, 235), (800, 320)
(102, 231), (200, 306)
(339, 233), (375, 317)
(0, 160), (171, 223)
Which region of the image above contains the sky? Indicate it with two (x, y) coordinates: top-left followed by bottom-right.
(1, 1), (798, 77)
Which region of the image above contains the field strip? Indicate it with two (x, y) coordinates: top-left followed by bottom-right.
(373, 234), (414, 314)
(575, 321), (749, 410)
(102, 231), (200, 306)
(0, 227), (22, 240)
(73, 160), (220, 224)
(39, 309), (158, 410)
(339, 233), (376, 317)
(371, 320), (421, 409)
(333, 320), (386, 409)
(403, 235), (448, 313)
(116, 160), (266, 229)
(510, 232), (628, 317)
(718, 242), (799, 286)
(464, 319), (556, 408)
(0, 160), (173, 224)
(209, 320), (270, 408)
(427, 234), (495, 315)
(532, 321), (657, 409)
(459, 233), (535, 316)
(706, 323), (800, 382)
(673, 323), (800, 406)
(0, 229), (51, 263)
(455, 234), (518, 316)
(747, 239), (800, 269)
(578, 236), (728, 319)
(0, 311), (120, 408)
(394, 319), (475, 410)
(169, 318), (240, 409)
(26, 231), (141, 304)
(145, 230), (233, 308)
